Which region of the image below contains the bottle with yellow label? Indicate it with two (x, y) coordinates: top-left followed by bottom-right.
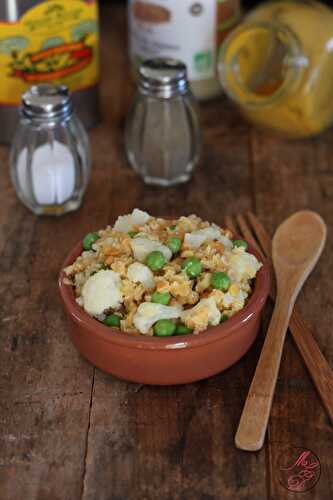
(0, 0), (100, 144)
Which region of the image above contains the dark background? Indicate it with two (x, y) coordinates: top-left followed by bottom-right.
(100, 0), (331, 9)
(99, 0), (258, 5)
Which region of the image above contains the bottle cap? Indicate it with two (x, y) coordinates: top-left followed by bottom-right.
(139, 58), (189, 98)
(22, 84), (73, 121)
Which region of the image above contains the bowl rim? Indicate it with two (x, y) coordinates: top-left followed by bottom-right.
(59, 236), (270, 351)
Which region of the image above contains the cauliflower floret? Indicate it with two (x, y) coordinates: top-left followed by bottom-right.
(195, 272), (211, 293)
(114, 208), (150, 233)
(127, 262), (155, 289)
(228, 252), (262, 282)
(181, 297), (221, 332)
(133, 303), (183, 335)
(222, 287), (247, 311)
(217, 235), (233, 249)
(81, 270), (123, 316)
(183, 225), (233, 250)
(130, 237), (172, 262)
(208, 289), (225, 308)
(184, 226), (221, 249)
(210, 223), (233, 248)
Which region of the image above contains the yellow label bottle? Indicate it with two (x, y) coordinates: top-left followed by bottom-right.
(0, 0), (100, 143)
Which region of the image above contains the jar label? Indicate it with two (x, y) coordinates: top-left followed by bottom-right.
(0, 0), (99, 105)
(129, 0), (240, 81)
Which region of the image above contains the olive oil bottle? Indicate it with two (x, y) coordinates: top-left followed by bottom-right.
(0, 0), (100, 143)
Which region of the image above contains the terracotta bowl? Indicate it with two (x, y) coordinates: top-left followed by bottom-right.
(59, 240), (270, 385)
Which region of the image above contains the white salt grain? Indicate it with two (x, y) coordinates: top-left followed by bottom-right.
(17, 140), (75, 205)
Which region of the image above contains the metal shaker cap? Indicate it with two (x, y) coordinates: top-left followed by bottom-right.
(22, 84), (73, 121)
(139, 58), (189, 98)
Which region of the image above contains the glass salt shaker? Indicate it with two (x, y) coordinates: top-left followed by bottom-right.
(125, 58), (201, 186)
(10, 84), (91, 216)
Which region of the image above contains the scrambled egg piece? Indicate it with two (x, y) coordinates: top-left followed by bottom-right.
(196, 272), (211, 293)
(81, 270), (123, 316)
(133, 303), (183, 335)
(121, 279), (145, 306)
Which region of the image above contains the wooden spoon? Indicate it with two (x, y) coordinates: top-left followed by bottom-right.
(235, 210), (327, 451)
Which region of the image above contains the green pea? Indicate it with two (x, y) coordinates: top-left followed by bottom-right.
(182, 257), (202, 279)
(151, 291), (171, 305)
(167, 237), (182, 254)
(174, 324), (193, 335)
(83, 232), (100, 251)
(154, 319), (176, 337)
(128, 231), (139, 238)
(104, 313), (121, 328)
(211, 272), (231, 291)
(233, 239), (248, 250)
(169, 225), (177, 231)
(220, 314), (229, 323)
(146, 251), (166, 271)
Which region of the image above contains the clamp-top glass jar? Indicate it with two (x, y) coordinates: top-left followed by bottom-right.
(125, 58), (201, 186)
(218, 0), (333, 138)
(10, 84), (91, 216)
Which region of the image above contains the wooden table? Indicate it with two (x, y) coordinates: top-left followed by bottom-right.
(1, 5), (332, 499)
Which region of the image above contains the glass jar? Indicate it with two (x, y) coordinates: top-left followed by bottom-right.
(128, 0), (241, 101)
(125, 58), (201, 186)
(218, 0), (333, 138)
(10, 84), (91, 216)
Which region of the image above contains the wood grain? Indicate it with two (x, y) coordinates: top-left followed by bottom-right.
(251, 130), (333, 499)
(236, 212), (327, 451)
(0, 4), (332, 499)
(246, 211), (333, 425)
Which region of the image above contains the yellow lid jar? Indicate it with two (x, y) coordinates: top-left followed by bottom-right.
(218, 0), (333, 138)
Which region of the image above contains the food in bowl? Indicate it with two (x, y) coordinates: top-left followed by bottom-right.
(63, 209), (262, 337)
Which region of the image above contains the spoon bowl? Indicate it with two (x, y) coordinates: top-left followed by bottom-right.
(273, 210), (326, 271)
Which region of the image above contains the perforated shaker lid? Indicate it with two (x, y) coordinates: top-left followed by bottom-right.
(22, 84), (73, 120)
(139, 58), (189, 98)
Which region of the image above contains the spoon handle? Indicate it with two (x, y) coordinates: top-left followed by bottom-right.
(235, 290), (295, 451)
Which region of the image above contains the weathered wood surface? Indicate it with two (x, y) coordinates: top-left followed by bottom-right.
(1, 4), (332, 499)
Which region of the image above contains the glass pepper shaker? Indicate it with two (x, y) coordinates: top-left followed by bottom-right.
(125, 58), (201, 186)
(10, 84), (91, 216)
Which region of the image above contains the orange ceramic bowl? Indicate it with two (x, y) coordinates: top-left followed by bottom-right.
(59, 241), (270, 385)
